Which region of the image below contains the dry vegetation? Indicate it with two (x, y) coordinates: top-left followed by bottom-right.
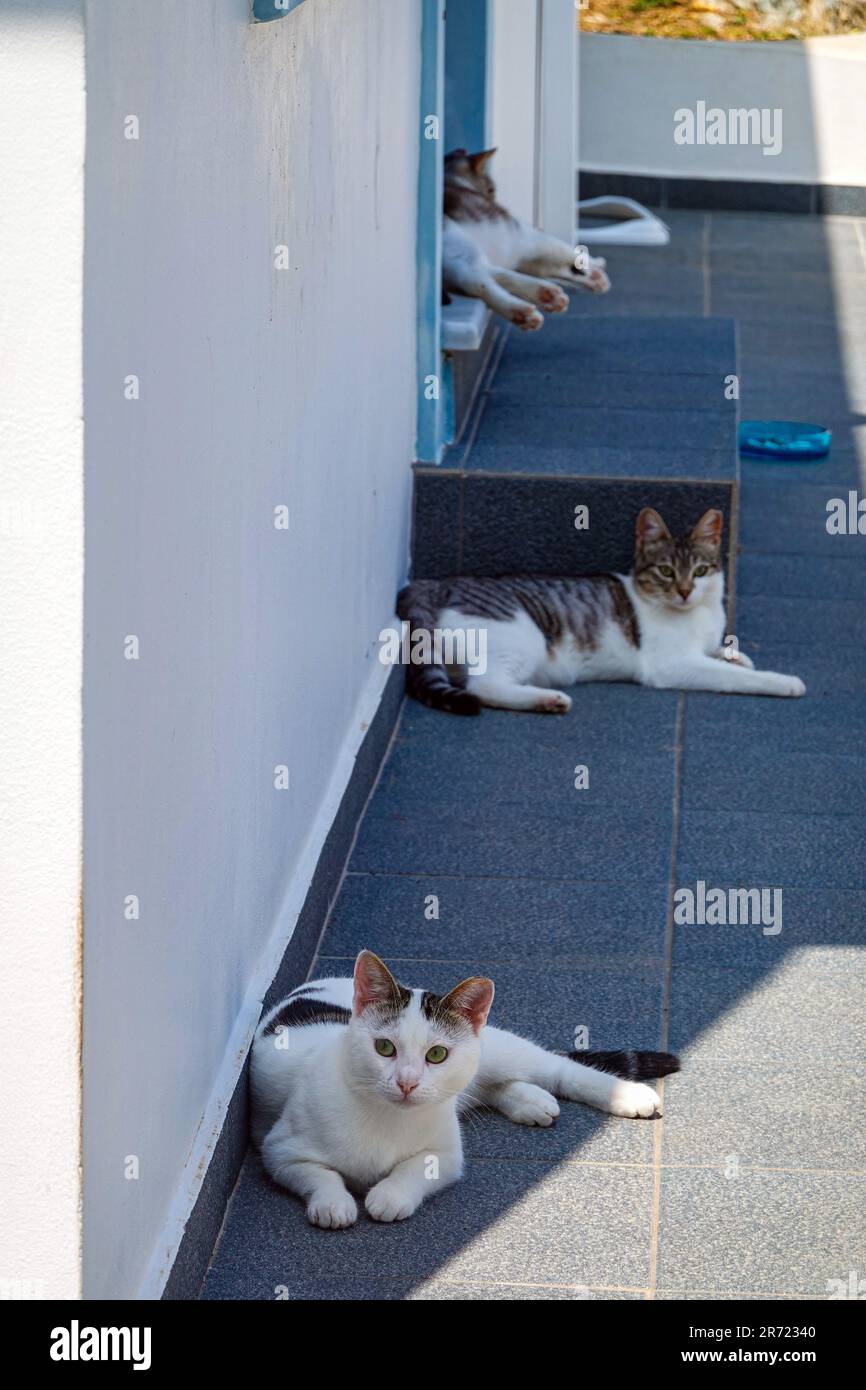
(580, 0), (866, 41)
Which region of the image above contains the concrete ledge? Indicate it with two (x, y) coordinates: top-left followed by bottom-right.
(580, 169), (866, 218)
(579, 33), (866, 202)
(442, 295), (490, 351)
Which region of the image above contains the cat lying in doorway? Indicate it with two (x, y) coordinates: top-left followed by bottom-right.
(442, 147), (610, 331)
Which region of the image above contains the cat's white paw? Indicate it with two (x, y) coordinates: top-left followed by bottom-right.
(574, 259), (611, 294)
(500, 1082), (560, 1127)
(538, 285), (569, 314)
(606, 1081), (661, 1119)
(306, 1192), (358, 1229)
(365, 1179), (419, 1224)
(511, 305), (544, 332)
(536, 690), (571, 714)
(586, 267), (611, 294)
(782, 676), (806, 697)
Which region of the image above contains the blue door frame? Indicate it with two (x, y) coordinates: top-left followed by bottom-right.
(416, 0), (489, 464)
(415, 0), (446, 465)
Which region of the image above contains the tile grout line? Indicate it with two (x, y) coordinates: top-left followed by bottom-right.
(648, 692), (686, 1299)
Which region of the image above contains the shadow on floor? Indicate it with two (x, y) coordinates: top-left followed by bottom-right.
(202, 208), (866, 1301)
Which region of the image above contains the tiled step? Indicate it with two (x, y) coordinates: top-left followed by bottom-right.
(412, 314), (740, 582)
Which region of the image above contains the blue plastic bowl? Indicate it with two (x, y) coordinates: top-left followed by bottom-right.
(738, 420), (831, 462)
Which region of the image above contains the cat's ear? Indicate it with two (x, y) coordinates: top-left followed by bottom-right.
(439, 977), (495, 1034)
(691, 509), (723, 548)
(636, 508), (671, 545)
(353, 950), (402, 1015)
(469, 148), (497, 173)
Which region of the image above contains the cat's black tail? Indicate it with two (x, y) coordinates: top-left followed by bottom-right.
(567, 1049), (681, 1082)
(395, 582), (481, 717)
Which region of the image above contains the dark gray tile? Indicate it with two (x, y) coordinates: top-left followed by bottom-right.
(202, 1152), (655, 1298)
(736, 594), (866, 649)
(504, 314), (736, 375)
(661, 1062), (866, 1170)
(738, 480), (865, 555)
(469, 402), (732, 460)
(711, 271), (866, 326)
(324, 874), (669, 966)
(670, 886), (866, 968)
(709, 211), (855, 249)
(669, 179), (813, 215)
(657, 1168), (866, 1295)
(458, 474), (734, 574)
(682, 743), (866, 816)
(682, 689), (866, 755)
(736, 553), (866, 601)
(411, 470), (461, 579)
(351, 805), (673, 882)
(815, 186), (866, 217)
(739, 453), (862, 491)
(567, 279), (705, 319)
(491, 363), (731, 415)
(372, 727), (674, 815)
(677, 809), (866, 890)
(465, 438), (735, 481)
(395, 681), (679, 748)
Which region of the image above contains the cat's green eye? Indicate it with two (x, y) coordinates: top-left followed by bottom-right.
(657, 565), (674, 578)
(693, 565), (709, 577)
(425, 1044), (449, 1065)
(374, 1038), (396, 1058)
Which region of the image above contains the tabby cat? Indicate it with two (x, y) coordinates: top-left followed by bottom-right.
(397, 508), (806, 714)
(252, 951), (679, 1227)
(443, 147), (610, 331)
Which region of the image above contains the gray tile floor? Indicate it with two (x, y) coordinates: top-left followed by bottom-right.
(203, 210), (866, 1300)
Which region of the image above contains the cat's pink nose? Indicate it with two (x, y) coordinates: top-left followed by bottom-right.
(678, 588), (692, 601)
(398, 1080), (418, 1098)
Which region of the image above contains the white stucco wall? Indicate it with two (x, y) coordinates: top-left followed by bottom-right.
(580, 33), (866, 187)
(0, 0), (85, 1300)
(488, 0), (539, 220)
(83, 0), (419, 1298)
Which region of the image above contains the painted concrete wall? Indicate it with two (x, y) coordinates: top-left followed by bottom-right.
(83, 0), (419, 1298)
(580, 33), (866, 187)
(0, 0), (85, 1300)
(488, 0), (539, 221)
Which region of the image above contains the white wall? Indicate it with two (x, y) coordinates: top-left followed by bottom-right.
(580, 33), (866, 187)
(488, 0), (539, 220)
(83, 0), (419, 1298)
(0, 0), (85, 1300)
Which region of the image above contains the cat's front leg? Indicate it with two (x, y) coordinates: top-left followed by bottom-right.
(365, 1142), (463, 1224)
(516, 230), (610, 293)
(711, 647), (754, 669)
(264, 1153), (358, 1229)
(646, 656), (804, 697)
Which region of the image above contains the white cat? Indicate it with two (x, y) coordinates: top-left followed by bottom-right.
(443, 148), (610, 332)
(397, 508), (806, 716)
(252, 950), (678, 1228)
